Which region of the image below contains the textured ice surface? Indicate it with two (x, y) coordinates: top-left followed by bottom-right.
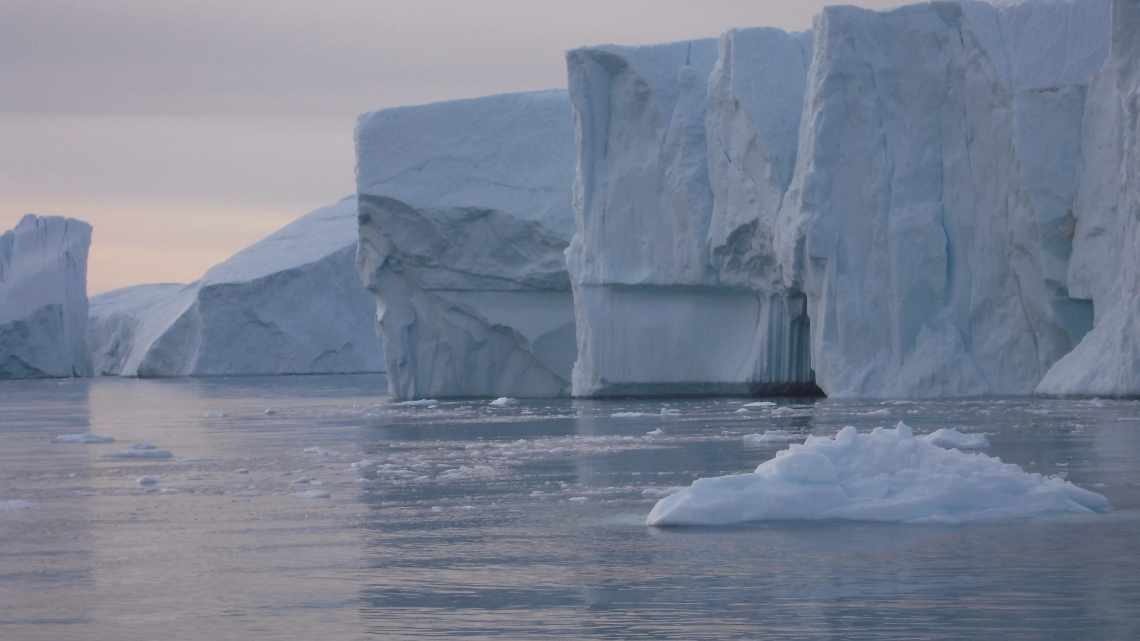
(648, 422), (1110, 526)
(0, 215), (92, 379)
(88, 197), (384, 377)
(1038, 0), (1140, 396)
(776, 0), (1111, 398)
(355, 91), (577, 400)
(52, 433), (115, 444)
(567, 33), (817, 397)
(357, 196), (575, 399)
(355, 90), (575, 237)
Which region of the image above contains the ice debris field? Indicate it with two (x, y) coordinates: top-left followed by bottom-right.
(649, 422), (1111, 527)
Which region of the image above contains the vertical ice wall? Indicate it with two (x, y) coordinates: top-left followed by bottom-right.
(1038, 0), (1140, 396)
(0, 215), (92, 378)
(567, 33), (818, 397)
(777, 0), (1111, 397)
(355, 91), (578, 399)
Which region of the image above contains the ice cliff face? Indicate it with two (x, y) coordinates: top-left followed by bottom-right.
(1038, 0), (1140, 396)
(567, 33), (818, 397)
(779, 0), (1111, 397)
(567, 0), (1115, 398)
(89, 197), (385, 376)
(355, 91), (577, 400)
(357, 197), (575, 399)
(0, 215), (92, 379)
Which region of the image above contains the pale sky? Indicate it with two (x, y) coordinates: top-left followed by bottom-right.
(1, 0), (900, 294)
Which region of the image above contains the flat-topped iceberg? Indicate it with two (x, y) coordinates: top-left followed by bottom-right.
(1, 215), (92, 379)
(566, 0), (1116, 399)
(355, 91), (576, 400)
(648, 422), (1110, 526)
(567, 32), (818, 397)
(88, 197), (385, 376)
(778, 0), (1111, 398)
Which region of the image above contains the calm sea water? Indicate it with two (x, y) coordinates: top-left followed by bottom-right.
(1, 375), (1139, 641)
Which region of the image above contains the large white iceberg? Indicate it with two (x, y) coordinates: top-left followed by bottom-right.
(567, 0), (1114, 399)
(567, 32), (818, 397)
(1, 215), (92, 379)
(778, 0), (1111, 398)
(1037, 0), (1140, 397)
(355, 91), (577, 399)
(89, 197), (385, 376)
(648, 422), (1111, 526)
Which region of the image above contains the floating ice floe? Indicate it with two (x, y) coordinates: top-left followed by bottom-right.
(489, 397), (519, 407)
(295, 489), (331, 499)
(922, 428), (990, 450)
(611, 412), (650, 418)
(645, 428), (665, 437)
(397, 399), (440, 408)
(742, 431), (801, 445)
(648, 422), (1110, 526)
(104, 443), (174, 460)
(742, 402), (777, 409)
(52, 433), (115, 444)
(137, 476), (160, 487)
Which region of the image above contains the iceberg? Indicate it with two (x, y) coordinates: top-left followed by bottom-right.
(355, 91), (577, 400)
(1, 215), (92, 379)
(1037, 0), (1140, 397)
(648, 422), (1110, 526)
(357, 197), (575, 399)
(88, 197), (385, 376)
(566, 0), (1114, 399)
(567, 32), (818, 397)
(778, 0), (1111, 398)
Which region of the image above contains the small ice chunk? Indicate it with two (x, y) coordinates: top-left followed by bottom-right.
(263, 408), (277, 416)
(105, 443), (174, 460)
(397, 399), (440, 407)
(648, 422), (1110, 526)
(612, 412), (649, 418)
(235, 468), (250, 475)
(568, 496), (588, 503)
(770, 407), (806, 417)
(52, 433), (115, 444)
(137, 476), (160, 487)
(660, 408), (682, 416)
(295, 489), (331, 499)
(742, 430), (800, 445)
(922, 428), (990, 450)
(645, 428), (665, 437)
(489, 397), (519, 407)
(742, 401), (777, 409)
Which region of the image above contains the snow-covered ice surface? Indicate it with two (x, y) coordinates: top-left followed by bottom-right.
(88, 197), (385, 377)
(649, 422), (1104, 526)
(355, 91), (577, 401)
(2, 376), (1139, 640)
(355, 90), (575, 237)
(0, 215), (92, 379)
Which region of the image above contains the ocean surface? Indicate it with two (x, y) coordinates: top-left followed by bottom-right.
(1, 375), (1139, 641)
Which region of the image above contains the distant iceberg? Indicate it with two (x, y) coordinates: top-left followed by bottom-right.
(88, 197), (384, 376)
(1, 215), (92, 379)
(648, 422), (1110, 526)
